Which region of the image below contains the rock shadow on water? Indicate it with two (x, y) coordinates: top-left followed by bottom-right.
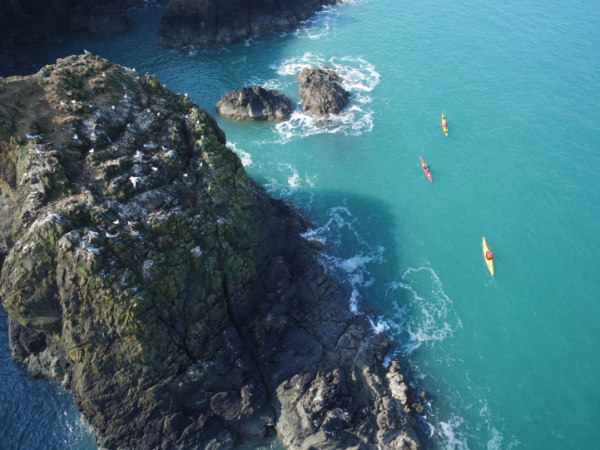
(257, 187), (439, 449)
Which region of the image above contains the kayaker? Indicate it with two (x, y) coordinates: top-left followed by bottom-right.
(486, 251), (493, 260)
(424, 165), (430, 172)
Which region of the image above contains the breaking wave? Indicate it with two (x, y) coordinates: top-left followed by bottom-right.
(266, 53), (380, 143)
(226, 142), (253, 166)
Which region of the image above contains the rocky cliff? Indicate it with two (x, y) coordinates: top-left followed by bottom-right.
(158, 0), (341, 48)
(0, 0), (149, 51)
(0, 54), (422, 450)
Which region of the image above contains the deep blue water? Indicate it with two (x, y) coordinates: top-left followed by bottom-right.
(2, 0), (600, 448)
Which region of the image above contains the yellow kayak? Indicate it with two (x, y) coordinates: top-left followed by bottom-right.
(442, 113), (448, 137)
(482, 237), (494, 276)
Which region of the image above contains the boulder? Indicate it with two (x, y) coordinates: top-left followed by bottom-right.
(297, 67), (350, 118)
(216, 86), (292, 121)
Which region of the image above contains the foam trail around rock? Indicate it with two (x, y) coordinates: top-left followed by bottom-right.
(264, 53), (380, 143)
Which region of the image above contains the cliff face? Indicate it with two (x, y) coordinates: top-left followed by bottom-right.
(0, 0), (342, 57)
(0, 55), (421, 450)
(0, 0), (142, 51)
(158, 0), (340, 48)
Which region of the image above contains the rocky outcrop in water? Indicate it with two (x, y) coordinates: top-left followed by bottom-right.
(216, 86), (292, 121)
(298, 67), (350, 118)
(0, 54), (421, 450)
(158, 0), (341, 48)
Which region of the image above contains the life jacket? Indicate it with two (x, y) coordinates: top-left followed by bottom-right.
(486, 251), (493, 260)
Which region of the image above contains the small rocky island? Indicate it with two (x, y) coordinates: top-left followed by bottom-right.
(298, 67), (350, 118)
(0, 55), (421, 450)
(216, 86), (292, 121)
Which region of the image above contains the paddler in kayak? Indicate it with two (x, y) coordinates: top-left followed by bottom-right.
(423, 165), (430, 172)
(486, 250), (493, 261)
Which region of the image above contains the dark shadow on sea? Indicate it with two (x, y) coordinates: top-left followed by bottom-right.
(235, 185), (435, 450)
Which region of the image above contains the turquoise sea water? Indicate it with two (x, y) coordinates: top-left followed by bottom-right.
(2, 0), (600, 448)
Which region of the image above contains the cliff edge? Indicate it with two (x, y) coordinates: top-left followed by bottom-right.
(158, 0), (341, 48)
(0, 55), (421, 450)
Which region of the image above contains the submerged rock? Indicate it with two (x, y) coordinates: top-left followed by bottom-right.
(216, 86), (292, 121)
(297, 67), (350, 118)
(158, 0), (342, 48)
(0, 54), (420, 450)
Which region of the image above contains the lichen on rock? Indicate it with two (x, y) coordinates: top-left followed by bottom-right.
(0, 54), (421, 450)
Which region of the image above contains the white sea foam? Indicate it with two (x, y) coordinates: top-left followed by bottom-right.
(385, 265), (458, 355)
(301, 205), (386, 312)
(226, 142), (252, 166)
(487, 427), (504, 450)
(243, 76), (288, 92)
(268, 53), (380, 143)
(437, 416), (469, 450)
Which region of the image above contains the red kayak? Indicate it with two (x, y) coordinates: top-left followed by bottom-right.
(420, 156), (432, 182)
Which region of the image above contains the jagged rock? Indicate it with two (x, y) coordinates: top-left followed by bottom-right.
(297, 67), (350, 118)
(158, 0), (341, 48)
(0, 54), (420, 450)
(216, 86), (292, 121)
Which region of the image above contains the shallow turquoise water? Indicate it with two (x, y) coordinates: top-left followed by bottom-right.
(3, 0), (600, 448)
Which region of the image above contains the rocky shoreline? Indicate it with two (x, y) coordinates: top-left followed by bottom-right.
(158, 0), (342, 49)
(0, 0), (343, 58)
(0, 55), (423, 450)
